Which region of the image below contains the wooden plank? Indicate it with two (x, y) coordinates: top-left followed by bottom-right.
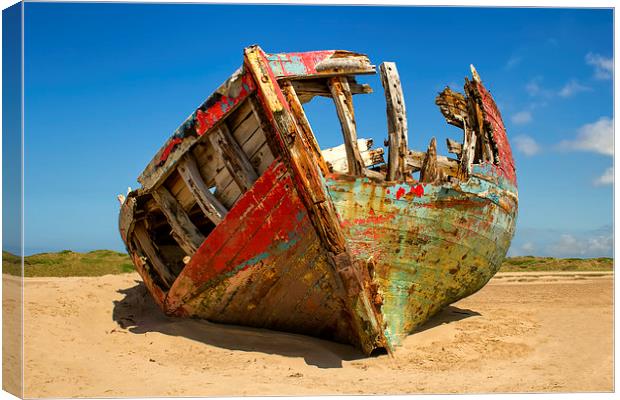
(322, 139), (385, 173)
(280, 80), (331, 176)
(266, 50), (376, 80)
(227, 100), (253, 132)
(460, 119), (477, 178)
(240, 126), (265, 157)
(465, 81), (495, 163)
(216, 178), (243, 209)
(250, 141), (276, 175)
(446, 138), (463, 159)
(178, 153), (228, 225)
(133, 222), (175, 288)
(291, 77), (372, 104)
(167, 172), (195, 211)
(406, 150), (459, 177)
(327, 76), (365, 176)
(191, 142), (222, 188)
(138, 70), (255, 190)
(152, 185), (205, 255)
(231, 112), (261, 147)
(209, 122), (258, 192)
(379, 62), (409, 181)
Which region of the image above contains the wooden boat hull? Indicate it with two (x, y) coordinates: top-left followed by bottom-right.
(326, 168), (517, 346)
(118, 45), (518, 355)
(164, 159), (364, 347)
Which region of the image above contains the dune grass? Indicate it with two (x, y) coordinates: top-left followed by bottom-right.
(2, 250), (134, 277)
(2, 250), (613, 277)
(499, 256), (613, 272)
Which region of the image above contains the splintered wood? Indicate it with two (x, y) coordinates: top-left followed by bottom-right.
(379, 62), (408, 181)
(328, 76), (366, 176)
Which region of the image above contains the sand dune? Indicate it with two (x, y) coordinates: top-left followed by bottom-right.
(3, 271), (613, 397)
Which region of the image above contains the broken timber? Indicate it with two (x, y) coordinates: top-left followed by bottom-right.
(119, 45), (518, 356)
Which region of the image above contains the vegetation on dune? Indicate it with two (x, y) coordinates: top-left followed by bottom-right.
(1, 251), (613, 277)
(499, 256), (613, 272)
(2, 250), (134, 277)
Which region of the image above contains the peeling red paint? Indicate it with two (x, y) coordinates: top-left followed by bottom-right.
(395, 187), (406, 199)
(340, 212), (396, 228)
(166, 159), (316, 312)
(159, 137), (183, 163)
(410, 185), (424, 197)
(476, 81), (516, 186)
(194, 73), (256, 136)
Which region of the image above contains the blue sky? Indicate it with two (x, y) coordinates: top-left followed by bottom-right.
(13, 3), (613, 257)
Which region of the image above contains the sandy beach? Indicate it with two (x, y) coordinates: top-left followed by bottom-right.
(4, 270), (613, 397)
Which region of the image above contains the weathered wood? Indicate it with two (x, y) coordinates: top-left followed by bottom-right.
(227, 101), (253, 132)
(322, 139), (385, 173)
(446, 138), (463, 159)
(211, 166), (237, 208)
(420, 137), (439, 183)
(138, 70), (255, 191)
(291, 77), (372, 104)
(268, 50), (375, 80)
(380, 62), (409, 181)
(406, 150), (459, 177)
(133, 222), (175, 288)
(152, 185), (205, 255)
(465, 80), (494, 163)
(436, 87), (468, 128)
(167, 173), (195, 211)
(178, 153), (228, 225)
(245, 46), (386, 355)
(119, 196), (137, 243)
(192, 142), (222, 188)
(133, 223), (175, 288)
(280, 80), (331, 176)
(459, 119), (477, 179)
(249, 141), (276, 175)
(209, 122), (258, 192)
(327, 76), (365, 176)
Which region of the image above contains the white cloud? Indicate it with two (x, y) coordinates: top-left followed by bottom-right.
(548, 233), (613, 258)
(558, 117), (613, 156)
(513, 135), (540, 156)
(511, 111), (532, 125)
(594, 167), (613, 186)
(558, 79), (591, 98)
(505, 55), (522, 70)
(525, 79), (542, 96)
(525, 77), (554, 99)
(586, 53), (613, 80)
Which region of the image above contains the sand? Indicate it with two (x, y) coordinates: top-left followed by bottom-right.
(3, 270), (613, 397)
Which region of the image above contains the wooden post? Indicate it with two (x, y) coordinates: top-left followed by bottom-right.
(279, 80), (331, 176)
(459, 119), (477, 179)
(420, 137), (439, 183)
(177, 153), (228, 225)
(152, 185), (205, 255)
(379, 62), (409, 181)
(327, 76), (365, 176)
(209, 122), (258, 192)
(133, 223), (176, 288)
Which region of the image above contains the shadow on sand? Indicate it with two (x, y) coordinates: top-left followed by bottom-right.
(112, 280), (479, 369)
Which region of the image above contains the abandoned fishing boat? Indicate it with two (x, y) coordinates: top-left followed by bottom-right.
(118, 45), (518, 355)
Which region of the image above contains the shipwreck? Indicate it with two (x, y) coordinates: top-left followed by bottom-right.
(118, 45), (518, 355)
